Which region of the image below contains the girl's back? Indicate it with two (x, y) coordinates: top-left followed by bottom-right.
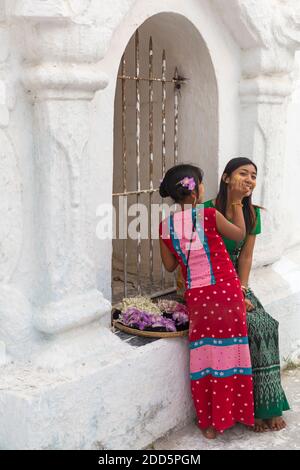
(160, 206), (239, 293)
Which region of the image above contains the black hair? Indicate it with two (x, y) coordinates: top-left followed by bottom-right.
(159, 164), (204, 203)
(215, 157), (260, 234)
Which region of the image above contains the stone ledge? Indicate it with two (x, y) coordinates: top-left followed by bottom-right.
(0, 337), (193, 450)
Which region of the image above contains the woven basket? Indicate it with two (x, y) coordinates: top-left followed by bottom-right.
(113, 320), (189, 338)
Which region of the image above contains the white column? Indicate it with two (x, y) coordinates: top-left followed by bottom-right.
(239, 48), (296, 264)
(14, 2), (111, 335)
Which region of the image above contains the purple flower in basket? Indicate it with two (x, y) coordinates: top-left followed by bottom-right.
(120, 306), (178, 332)
(121, 307), (154, 330)
(172, 311), (189, 326)
(171, 303), (189, 326)
(152, 317), (177, 332)
(121, 308), (154, 330)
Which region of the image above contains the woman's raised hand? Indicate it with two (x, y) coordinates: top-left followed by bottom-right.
(229, 175), (251, 201)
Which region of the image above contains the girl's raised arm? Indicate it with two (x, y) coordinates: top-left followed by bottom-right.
(215, 175), (249, 241)
(216, 207), (246, 242)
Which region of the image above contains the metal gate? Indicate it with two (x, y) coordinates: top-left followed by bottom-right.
(112, 30), (185, 304)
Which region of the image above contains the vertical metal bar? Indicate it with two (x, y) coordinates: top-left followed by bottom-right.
(173, 67), (180, 289)
(174, 67), (179, 166)
(161, 49), (167, 290)
(121, 53), (128, 298)
(162, 50), (167, 181)
(135, 30), (142, 295)
(149, 37), (154, 293)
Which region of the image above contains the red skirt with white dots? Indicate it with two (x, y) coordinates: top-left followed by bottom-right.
(185, 280), (255, 432)
(160, 207), (255, 432)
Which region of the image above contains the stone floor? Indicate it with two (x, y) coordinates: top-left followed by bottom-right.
(151, 368), (300, 450)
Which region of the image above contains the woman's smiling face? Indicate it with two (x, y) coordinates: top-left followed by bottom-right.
(226, 164), (257, 197)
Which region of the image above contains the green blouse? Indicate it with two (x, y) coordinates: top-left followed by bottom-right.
(204, 199), (261, 256)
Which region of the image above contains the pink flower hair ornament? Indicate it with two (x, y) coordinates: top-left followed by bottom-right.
(176, 176), (196, 191)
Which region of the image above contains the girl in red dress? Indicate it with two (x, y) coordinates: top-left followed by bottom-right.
(159, 164), (255, 439)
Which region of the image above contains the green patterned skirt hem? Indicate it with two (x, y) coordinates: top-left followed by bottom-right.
(254, 400), (290, 420)
(245, 289), (290, 419)
(252, 364), (290, 419)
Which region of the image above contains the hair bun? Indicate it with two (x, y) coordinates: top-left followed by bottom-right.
(159, 179), (169, 198)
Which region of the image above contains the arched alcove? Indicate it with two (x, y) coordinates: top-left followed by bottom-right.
(112, 12), (219, 303)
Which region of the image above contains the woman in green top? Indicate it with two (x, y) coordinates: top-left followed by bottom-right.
(205, 157), (290, 432)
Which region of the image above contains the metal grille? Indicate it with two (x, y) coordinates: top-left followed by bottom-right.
(112, 30), (185, 304)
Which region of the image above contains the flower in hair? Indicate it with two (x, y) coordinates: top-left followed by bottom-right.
(177, 176), (196, 191)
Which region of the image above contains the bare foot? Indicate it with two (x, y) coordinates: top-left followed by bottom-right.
(201, 426), (217, 440)
(266, 417), (286, 431)
(253, 418), (269, 433)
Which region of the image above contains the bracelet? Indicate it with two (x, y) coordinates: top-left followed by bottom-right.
(231, 202), (243, 208)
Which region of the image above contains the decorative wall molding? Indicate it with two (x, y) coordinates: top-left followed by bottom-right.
(240, 76), (293, 104)
(23, 63), (108, 100)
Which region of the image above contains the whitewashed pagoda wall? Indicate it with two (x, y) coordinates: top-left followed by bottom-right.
(0, 0), (300, 450)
